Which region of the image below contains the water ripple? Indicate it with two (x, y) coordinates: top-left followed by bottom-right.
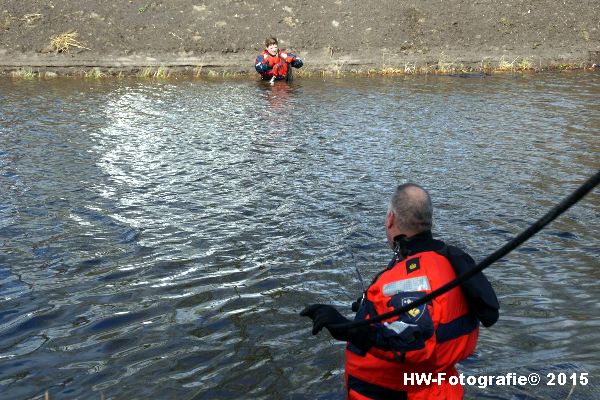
(0, 74), (598, 399)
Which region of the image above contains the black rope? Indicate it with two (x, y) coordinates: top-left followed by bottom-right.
(333, 169), (600, 329)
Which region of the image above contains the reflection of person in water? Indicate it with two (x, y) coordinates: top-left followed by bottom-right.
(265, 80), (293, 110)
(255, 37), (303, 82)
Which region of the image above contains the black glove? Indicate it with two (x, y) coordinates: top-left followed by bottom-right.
(300, 304), (348, 339)
(300, 304), (374, 350)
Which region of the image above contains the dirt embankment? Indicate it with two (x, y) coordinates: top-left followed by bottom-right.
(1, 0), (599, 76)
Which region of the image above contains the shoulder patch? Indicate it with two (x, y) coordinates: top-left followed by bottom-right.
(405, 257), (420, 274)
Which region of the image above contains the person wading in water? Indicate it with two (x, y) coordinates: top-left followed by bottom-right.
(255, 37), (303, 83)
(301, 183), (499, 400)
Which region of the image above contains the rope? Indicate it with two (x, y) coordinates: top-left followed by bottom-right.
(334, 169), (600, 329)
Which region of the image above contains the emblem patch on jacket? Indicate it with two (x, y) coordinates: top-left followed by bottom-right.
(405, 257), (420, 274)
(401, 297), (426, 322)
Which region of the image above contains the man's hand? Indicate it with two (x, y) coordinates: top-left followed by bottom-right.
(300, 304), (374, 350)
(300, 304), (349, 340)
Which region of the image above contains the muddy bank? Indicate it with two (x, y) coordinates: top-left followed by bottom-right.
(1, 0), (599, 76)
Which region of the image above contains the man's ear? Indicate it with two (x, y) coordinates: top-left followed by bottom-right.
(386, 211), (395, 229)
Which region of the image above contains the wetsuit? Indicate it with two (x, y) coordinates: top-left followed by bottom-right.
(346, 231), (499, 400)
(255, 49), (303, 80)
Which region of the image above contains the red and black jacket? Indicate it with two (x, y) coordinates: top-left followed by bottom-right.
(345, 231), (499, 400)
(255, 49), (302, 80)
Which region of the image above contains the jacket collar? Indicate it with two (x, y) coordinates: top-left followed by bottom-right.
(391, 230), (445, 263)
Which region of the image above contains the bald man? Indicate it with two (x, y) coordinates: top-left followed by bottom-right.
(301, 183), (499, 400)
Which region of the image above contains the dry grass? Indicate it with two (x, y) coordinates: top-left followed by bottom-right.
(294, 69), (314, 77)
(496, 56), (538, 72)
(137, 66), (171, 78)
(200, 69), (244, 78)
(154, 66), (169, 78)
(84, 68), (106, 79)
(480, 60), (494, 74)
(11, 68), (37, 79)
(137, 65), (172, 79)
(498, 56), (520, 71)
(403, 63), (417, 74)
(437, 60), (456, 74)
(518, 58), (534, 71)
(381, 67), (404, 75)
(49, 31), (90, 54)
(138, 67), (154, 78)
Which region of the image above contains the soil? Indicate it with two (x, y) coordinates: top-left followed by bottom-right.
(1, 0), (599, 75)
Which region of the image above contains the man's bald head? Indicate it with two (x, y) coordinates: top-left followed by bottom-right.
(389, 183), (433, 235)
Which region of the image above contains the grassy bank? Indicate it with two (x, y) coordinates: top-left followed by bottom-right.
(3, 58), (595, 81)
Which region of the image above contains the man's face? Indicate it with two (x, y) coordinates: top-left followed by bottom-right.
(266, 43), (278, 56)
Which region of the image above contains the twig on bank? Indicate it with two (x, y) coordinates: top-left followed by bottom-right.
(169, 32), (183, 41)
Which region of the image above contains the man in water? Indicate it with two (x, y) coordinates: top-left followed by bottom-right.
(255, 37), (303, 82)
(301, 183), (499, 399)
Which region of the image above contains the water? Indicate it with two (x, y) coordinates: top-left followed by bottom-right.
(0, 73), (598, 399)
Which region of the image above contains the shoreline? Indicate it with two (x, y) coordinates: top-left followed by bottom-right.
(2, 50), (599, 79)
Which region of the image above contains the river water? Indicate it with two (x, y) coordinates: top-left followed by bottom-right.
(0, 73), (599, 399)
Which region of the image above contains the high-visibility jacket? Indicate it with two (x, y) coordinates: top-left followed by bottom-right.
(255, 49), (299, 80)
(345, 232), (497, 400)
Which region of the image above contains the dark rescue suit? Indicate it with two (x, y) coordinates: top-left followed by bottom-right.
(346, 231), (499, 400)
(255, 49), (303, 80)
